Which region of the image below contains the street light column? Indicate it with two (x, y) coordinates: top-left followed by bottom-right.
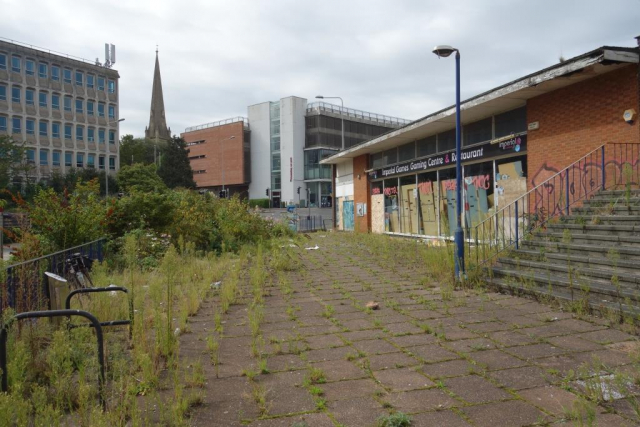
(453, 50), (465, 280)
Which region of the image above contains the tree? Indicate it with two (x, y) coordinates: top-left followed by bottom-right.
(158, 136), (196, 189)
(117, 163), (167, 193)
(0, 135), (29, 189)
(119, 134), (157, 167)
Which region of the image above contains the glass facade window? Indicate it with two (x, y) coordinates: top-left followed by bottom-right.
(52, 122), (60, 138)
(463, 117), (492, 147)
(87, 128), (95, 142)
(98, 129), (105, 143)
(64, 124), (72, 139)
(108, 105), (115, 119)
(25, 89), (35, 105)
(63, 68), (72, 84)
(382, 148), (397, 166)
(98, 103), (105, 117)
(11, 56), (20, 73)
(26, 149), (35, 163)
(398, 142), (415, 162)
(25, 60), (35, 76)
(64, 152), (72, 167)
(0, 116), (6, 132)
(39, 63), (48, 78)
(0, 84), (5, 101)
(52, 94), (60, 109)
(51, 65), (60, 81)
(438, 129), (456, 153)
(11, 87), (20, 103)
(12, 117), (21, 134)
(75, 71), (83, 86)
(87, 74), (94, 88)
(370, 152), (383, 169)
(26, 119), (35, 135)
(76, 153), (84, 168)
(109, 130), (115, 144)
(52, 151), (61, 166)
(0, 53), (6, 70)
(75, 99), (83, 114)
(39, 92), (47, 107)
(417, 135), (437, 157)
(76, 126), (84, 141)
(108, 80), (115, 93)
(39, 149), (48, 165)
(87, 154), (95, 168)
(87, 101), (94, 116)
(495, 106), (526, 138)
(109, 157), (115, 170)
(64, 96), (72, 111)
(97, 77), (105, 91)
(39, 121), (48, 136)
(99, 156), (105, 169)
(304, 149), (335, 180)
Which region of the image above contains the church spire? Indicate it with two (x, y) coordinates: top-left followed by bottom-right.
(145, 48), (171, 142)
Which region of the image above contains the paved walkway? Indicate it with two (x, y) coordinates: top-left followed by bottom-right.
(182, 233), (640, 426)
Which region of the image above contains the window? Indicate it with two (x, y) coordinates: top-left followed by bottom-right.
(463, 117), (492, 147)
(97, 77), (105, 91)
(109, 157), (115, 170)
(75, 99), (83, 114)
(39, 63), (48, 78)
(26, 149), (35, 164)
(0, 85), (5, 101)
(39, 121), (48, 136)
(108, 105), (115, 119)
(87, 74), (94, 88)
(52, 94), (60, 110)
(39, 92), (47, 108)
(193, 170), (206, 174)
(98, 129), (105, 143)
(11, 117), (22, 133)
(495, 106), (526, 138)
(52, 122), (60, 138)
(26, 119), (35, 135)
(98, 103), (105, 117)
(76, 125), (84, 141)
(99, 156), (105, 169)
(416, 135), (437, 157)
(108, 80), (115, 93)
(382, 148), (398, 166)
(11, 87), (20, 103)
(0, 53), (6, 70)
(64, 124), (72, 139)
(11, 56), (21, 73)
(65, 152), (72, 167)
(87, 101), (94, 116)
(63, 68), (72, 84)
(51, 65), (60, 81)
(87, 154), (95, 168)
(64, 96), (72, 111)
(0, 116), (6, 132)
(52, 151), (61, 166)
(39, 149), (48, 165)
(25, 60), (35, 76)
(76, 153), (84, 168)
(398, 142), (415, 162)
(87, 128), (95, 142)
(26, 89), (35, 105)
(109, 130), (115, 144)
(75, 71), (83, 86)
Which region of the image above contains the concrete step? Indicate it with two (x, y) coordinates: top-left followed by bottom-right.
(534, 231), (640, 247)
(562, 215), (640, 226)
(486, 276), (640, 317)
(591, 190), (640, 199)
(521, 240), (640, 260)
(573, 206), (640, 216)
(582, 196), (640, 207)
(509, 248), (640, 275)
(546, 223), (640, 237)
(497, 257), (640, 288)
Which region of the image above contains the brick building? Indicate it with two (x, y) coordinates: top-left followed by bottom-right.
(181, 117), (250, 198)
(322, 42), (640, 235)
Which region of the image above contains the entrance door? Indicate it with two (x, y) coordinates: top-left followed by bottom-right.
(342, 200), (354, 231)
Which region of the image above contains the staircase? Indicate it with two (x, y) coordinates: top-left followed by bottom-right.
(488, 189), (640, 317)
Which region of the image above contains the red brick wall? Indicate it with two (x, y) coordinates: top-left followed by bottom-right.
(527, 64), (639, 189)
(181, 122), (246, 188)
(353, 154), (371, 233)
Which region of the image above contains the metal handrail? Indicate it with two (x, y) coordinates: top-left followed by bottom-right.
(306, 101), (411, 126)
(0, 36), (109, 68)
(184, 117), (249, 133)
(4, 238), (105, 270)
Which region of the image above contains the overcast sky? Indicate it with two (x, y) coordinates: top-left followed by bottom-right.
(4, 0), (639, 137)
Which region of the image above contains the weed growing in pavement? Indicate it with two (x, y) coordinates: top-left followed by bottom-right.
(377, 412), (412, 427)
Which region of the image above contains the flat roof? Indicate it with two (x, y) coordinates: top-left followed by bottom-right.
(321, 46), (639, 165)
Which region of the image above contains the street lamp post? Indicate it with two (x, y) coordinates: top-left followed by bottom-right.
(106, 118), (125, 199)
(220, 136), (236, 198)
(432, 45), (464, 280)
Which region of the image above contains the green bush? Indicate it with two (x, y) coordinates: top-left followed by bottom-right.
(248, 199), (270, 209)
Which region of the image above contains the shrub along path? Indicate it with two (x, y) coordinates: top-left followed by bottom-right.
(178, 233), (640, 426)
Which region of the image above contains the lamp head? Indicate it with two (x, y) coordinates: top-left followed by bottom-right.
(315, 95), (324, 99)
(432, 45), (457, 58)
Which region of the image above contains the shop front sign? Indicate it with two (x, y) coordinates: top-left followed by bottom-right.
(369, 134), (526, 179)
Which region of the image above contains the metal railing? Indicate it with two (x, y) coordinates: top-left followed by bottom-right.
(306, 102), (411, 127)
(184, 116), (249, 133)
(1, 238), (106, 314)
(470, 143), (640, 268)
(297, 215), (326, 232)
(0, 36), (109, 68)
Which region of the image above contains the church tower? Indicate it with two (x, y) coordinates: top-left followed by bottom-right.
(145, 48), (172, 142)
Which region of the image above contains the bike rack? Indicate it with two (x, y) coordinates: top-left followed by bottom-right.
(65, 287), (133, 338)
(0, 310), (106, 409)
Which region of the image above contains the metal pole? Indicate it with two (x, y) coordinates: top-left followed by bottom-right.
(221, 141), (225, 198)
(454, 51), (465, 279)
(340, 98), (344, 151)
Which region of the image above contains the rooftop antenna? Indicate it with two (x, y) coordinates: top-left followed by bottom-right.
(103, 43), (116, 68)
